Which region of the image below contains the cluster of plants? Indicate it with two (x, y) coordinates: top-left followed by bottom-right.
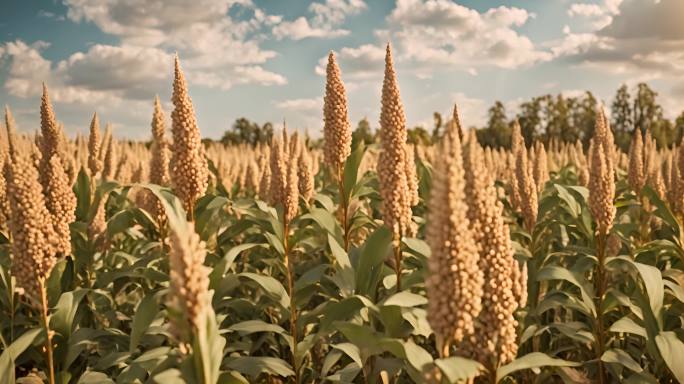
(0, 47), (683, 384)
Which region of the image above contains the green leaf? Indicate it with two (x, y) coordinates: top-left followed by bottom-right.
(129, 293), (159, 352)
(228, 320), (288, 336)
(51, 289), (88, 339)
(403, 238), (430, 258)
(609, 316), (647, 338)
(332, 343), (363, 368)
(209, 243), (262, 289)
(537, 266), (596, 316)
(383, 291), (428, 307)
(303, 208), (344, 242)
(496, 352), (580, 382)
(328, 234), (351, 270)
(555, 184), (580, 218)
(642, 186), (679, 233)
(77, 371), (115, 384)
(192, 291), (226, 384)
(0, 327), (43, 382)
(239, 272), (290, 308)
(402, 339), (433, 371)
(319, 296), (375, 333)
(152, 369), (187, 384)
(632, 262), (664, 323)
(355, 226), (393, 296)
(225, 357), (294, 378)
(107, 209), (137, 237)
(344, 142), (366, 201)
(601, 349), (642, 373)
(655, 331), (684, 383)
(434, 356), (483, 383)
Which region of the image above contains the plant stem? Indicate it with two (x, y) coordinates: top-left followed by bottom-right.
(595, 233), (607, 384)
(393, 233), (402, 291)
(337, 167), (350, 251)
(282, 222), (299, 384)
(38, 278), (55, 384)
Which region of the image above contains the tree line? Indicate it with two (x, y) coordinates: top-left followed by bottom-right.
(220, 83), (684, 150)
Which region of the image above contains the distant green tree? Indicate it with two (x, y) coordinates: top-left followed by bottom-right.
(431, 112), (443, 141)
(476, 101), (510, 148)
(352, 117), (374, 147)
(675, 111), (684, 145)
(571, 91), (598, 146)
(221, 118), (273, 146)
(633, 83), (662, 135)
(518, 96), (546, 146)
(544, 95), (574, 143)
(652, 118), (675, 148)
(407, 126), (431, 145)
(611, 84), (632, 150)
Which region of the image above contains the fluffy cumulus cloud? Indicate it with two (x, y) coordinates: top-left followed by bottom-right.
(275, 97), (323, 111)
(0, 40), (127, 104)
(567, 0), (622, 29)
(449, 92), (488, 127)
(63, 0), (286, 89)
(386, 0), (551, 69)
(556, 0), (684, 115)
(314, 44), (386, 79)
(557, 0), (684, 80)
(317, 0), (552, 81)
(273, 0), (366, 40)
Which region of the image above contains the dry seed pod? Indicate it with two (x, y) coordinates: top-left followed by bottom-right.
(87, 113), (103, 177)
(426, 131), (483, 353)
(323, 51), (352, 174)
(405, 143), (419, 207)
(377, 43), (412, 239)
(269, 133), (288, 207)
(533, 141), (549, 193)
(6, 144), (58, 297)
(284, 134), (300, 223)
(102, 134), (116, 181)
(513, 122), (537, 231)
(628, 130), (645, 194)
(150, 96), (171, 187)
(588, 109), (616, 235)
(37, 85), (76, 256)
(298, 147), (314, 203)
(170, 55), (209, 215)
(462, 134), (519, 367)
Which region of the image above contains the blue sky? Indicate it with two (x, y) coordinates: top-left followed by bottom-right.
(1, 0), (683, 139)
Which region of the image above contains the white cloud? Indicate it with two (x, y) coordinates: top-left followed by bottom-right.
(37, 10), (66, 21)
(567, 0), (623, 29)
(449, 92), (488, 127)
(568, 4), (603, 18)
(275, 97), (323, 111)
(273, 0), (366, 40)
(385, 0), (552, 69)
(63, 0), (286, 89)
(315, 44), (385, 78)
(273, 17), (349, 40)
(556, 0), (684, 78)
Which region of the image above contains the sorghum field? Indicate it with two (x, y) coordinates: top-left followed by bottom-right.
(1, 46), (684, 384)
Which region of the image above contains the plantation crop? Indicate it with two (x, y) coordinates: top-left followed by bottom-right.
(1, 45), (684, 384)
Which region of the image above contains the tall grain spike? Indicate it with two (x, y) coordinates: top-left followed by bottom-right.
(463, 132), (519, 368)
(6, 143), (58, 297)
(323, 51), (352, 174)
(425, 130), (483, 355)
(170, 55), (209, 215)
(377, 43), (411, 239)
(87, 113), (103, 177)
